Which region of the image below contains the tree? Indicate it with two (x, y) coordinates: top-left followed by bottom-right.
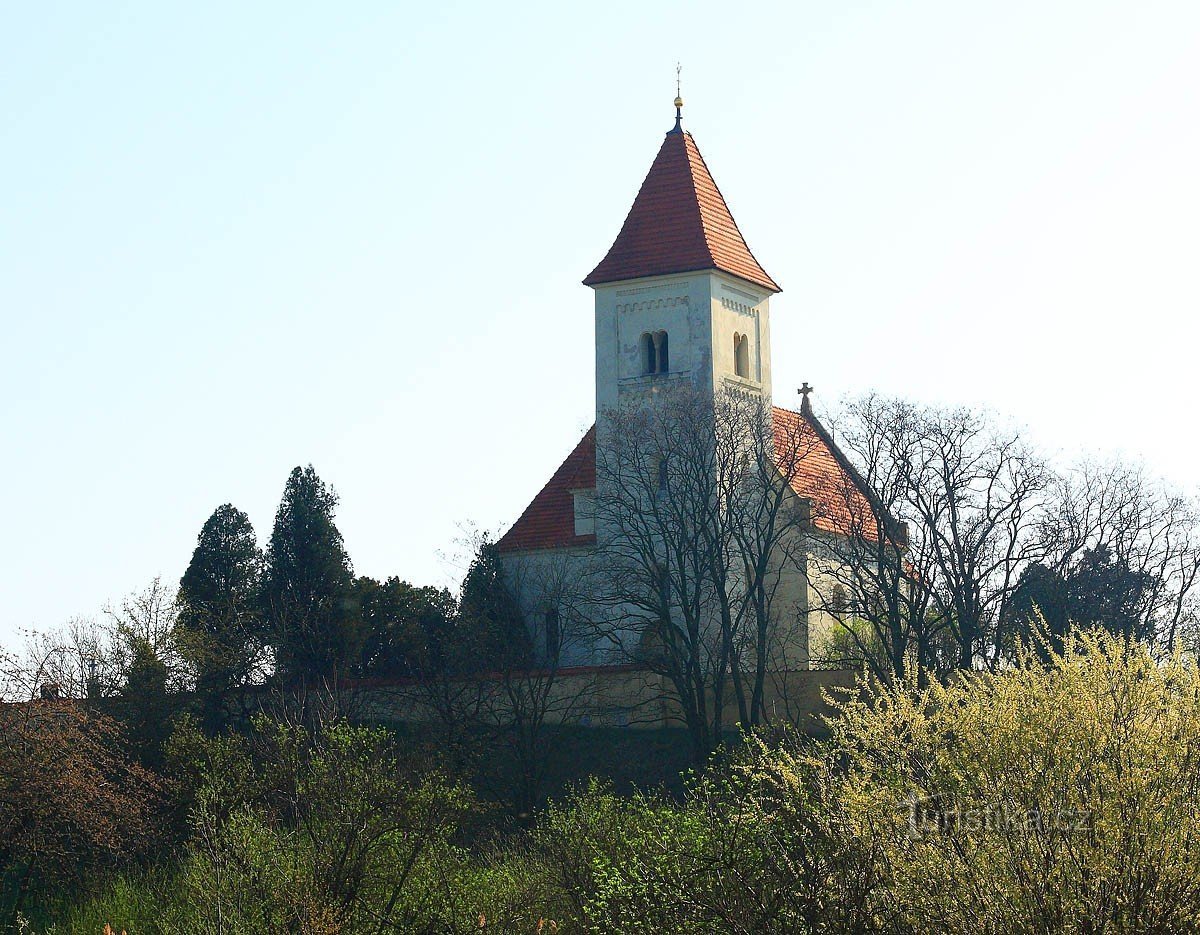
(1004, 561), (1070, 659)
(115, 637), (174, 769)
(1034, 461), (1200, 651)
(456, 538), (531, 671)
(395, 538), (594, 812)
(356, 576), (456, 678)
(590, 384), (818, 763)
(815, 397), (1048, 683)
(261, 466), (359, 686)
(102, 577), (187, 692)
(805, 394), (944, 686)
(177, 503), (266, 733)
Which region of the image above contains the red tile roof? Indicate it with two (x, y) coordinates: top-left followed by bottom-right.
(771, 406), (881, 541)
(496, 426), (597, 553)
(583, 129), (780, 293)
(497, 409), (882, 553)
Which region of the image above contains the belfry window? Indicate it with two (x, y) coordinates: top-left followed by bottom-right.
(641, 330), (670, 375)
(734, 332), (750, 379)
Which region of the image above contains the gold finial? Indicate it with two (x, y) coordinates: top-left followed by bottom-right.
(672, 62), (683, 131)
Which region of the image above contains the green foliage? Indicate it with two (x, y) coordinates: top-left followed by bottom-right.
(262, 465), (359, 684)
(29, 630), (1200, 934)
(1009, 546), (1162, 652)
(115, 638), (175, 769)
(356, 576), (456, 678)
(457, 538), (531, 671)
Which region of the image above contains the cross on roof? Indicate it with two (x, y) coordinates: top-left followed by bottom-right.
(798, 382), (814, 415)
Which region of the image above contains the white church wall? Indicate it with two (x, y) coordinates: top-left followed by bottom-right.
(499, 546), (604, 668)
(709, 272), (773, 398)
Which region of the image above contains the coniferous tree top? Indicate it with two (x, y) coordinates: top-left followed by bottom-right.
(179, 503), (263, 638)
(262, 465), (358, 682)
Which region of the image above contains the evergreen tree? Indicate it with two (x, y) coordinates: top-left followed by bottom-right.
(356, 576), (456, 678)
(116, 638), (172, 770)
(457, 539), (530, 671)
(1007, 546), (1158, 653)
(261, 465), (359, 684)
(1067, 545), (1155, 642)
(178, 503), (265, 732)
(1006, 563), (1070, 659)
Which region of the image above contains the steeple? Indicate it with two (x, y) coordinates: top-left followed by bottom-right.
(583, 114), (780, 293)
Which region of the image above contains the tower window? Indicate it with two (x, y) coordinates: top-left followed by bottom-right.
(656, 455), (669, 492)
(640, 330), (670, 375)
(734, 332), (750, 379)
(545, 609), (561, 661)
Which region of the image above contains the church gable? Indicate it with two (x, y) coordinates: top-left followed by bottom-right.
(772, 405), (882, 541)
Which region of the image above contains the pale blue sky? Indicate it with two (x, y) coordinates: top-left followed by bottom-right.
(3, 1), (1199, 645)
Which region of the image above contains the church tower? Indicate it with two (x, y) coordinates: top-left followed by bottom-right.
(584, 99), (781, 424)
(496, 95), (876, 676)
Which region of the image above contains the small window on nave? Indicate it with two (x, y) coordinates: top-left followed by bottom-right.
(545, 609), (561, 661)
(830, 584), (848, 616)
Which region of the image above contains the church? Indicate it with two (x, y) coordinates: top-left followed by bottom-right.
(495, 95), (877, 685)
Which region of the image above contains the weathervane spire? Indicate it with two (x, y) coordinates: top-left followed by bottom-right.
(672, 62), (683, 132)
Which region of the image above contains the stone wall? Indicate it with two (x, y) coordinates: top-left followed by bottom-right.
(350, 664), (859, 734)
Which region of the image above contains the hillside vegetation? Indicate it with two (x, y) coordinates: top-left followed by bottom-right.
(8, 630), (1200, 934)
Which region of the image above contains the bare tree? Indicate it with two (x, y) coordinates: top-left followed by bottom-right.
(814, 397), (1048, 682)
(905, 406), (1050, 671)
(0, 618), (115, 703)
(1, 579), (186, 703)
(718, 391), (825, 724)
(1031, 460), (1200, 650)
(589, 383), (822, 760)
(807, 394), (945, 686)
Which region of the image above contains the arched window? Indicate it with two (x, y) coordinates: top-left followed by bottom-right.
(734, 332), (750, 378)
(640, 330), (670, 375)
(641, 332), (657, 375)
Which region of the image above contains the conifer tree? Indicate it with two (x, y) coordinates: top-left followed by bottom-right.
(178, 503), (265, 731)
(261, 466), (359, 684)
(457, 539), (530, 671)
